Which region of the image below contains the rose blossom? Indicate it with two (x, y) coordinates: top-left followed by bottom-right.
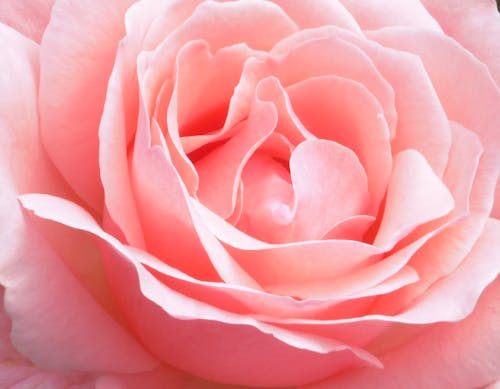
(1, 0), (499, 388)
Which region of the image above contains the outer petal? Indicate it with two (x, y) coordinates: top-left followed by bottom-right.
(39, 0), (135, 210)
(369, 28), (500, 217)
(421, 0), (500, 87)
(338, 0), (442, 32)
(307, 261), (500, 388)
(19, 194), (382, 388)
(0, 0), (55, 43)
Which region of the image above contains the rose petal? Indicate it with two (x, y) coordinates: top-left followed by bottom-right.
(194, 201), (382, 296)
(346, 38), (451, 176)
(39, 0), (135, 210)
(130, 99), (219, 281)
(18, 194), (381, 387)
(3, 196), (157, 374)
(99, 41), (145, 248)
(286, 139), (370, 241)
(272, 0), (362, 33)
(269, 35), (397, 135)
(174, 41), (262, 139)
(421, 0), (500, 87)
(374, 150), (454, 248)
(306, 221), (500, 389)
(369, 27), (500, 217)
(338, 0), (442, 32)
(0, 24), (68, 196)
(287, 75), (392, 213)
(0, 0), (54, 43)
(196, 87), (277, 218)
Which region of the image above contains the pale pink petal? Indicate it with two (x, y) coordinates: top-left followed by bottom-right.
(0, 24), (69, 196)
(195, 202), (382, 297)
(238, 152), (294, 243)
(0, 0), (54, 43)
(3, 196), (157, 374)
(443, 122), (483, 215)
(374, 150), (454, 248)
(286, 139), (370, 241)
(287, 75), (392, 213)
(285, 26), (452, 176)
(338, 0), (442, 32)
(372, 213), (487, 315)
(99, 42), (145, 248)
(368, 124), (483, 313)
(306, 221), (500, 389)
(269, 35), (397, 135)
(345, 38), (451, 176)
(369, 28), (500, 217)
(39, 0), (134, 210)
(421, 0), (500, 87)
(18, 194), (381, 387)
(196, 91), (277, 218)
(142, 0), (298, 113)
(272, 0), (362, 33)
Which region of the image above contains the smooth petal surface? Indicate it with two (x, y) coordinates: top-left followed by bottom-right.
(338, 0), (442, 31)
(374, 150), (454, 248)
(370, 28), (500, 217)
(19, 194), (382, 387)
(196, 87), (277, 218)
(287, 75), (392, 213)
(0, 0), (55, 43)
(4, 194), (157, 374)
(421, 0), (500, 87)
(0, 23), (157, 376)
(39, 0), (134, 210)
(272, 0), (362, 33)
(307, 220), (500, 389)
(287, 139), (370, 241)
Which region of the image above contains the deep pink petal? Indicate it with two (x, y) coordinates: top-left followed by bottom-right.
(196, 89), (277, 218)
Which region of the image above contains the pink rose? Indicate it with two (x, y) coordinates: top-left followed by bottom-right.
(1, 1), (499, 388)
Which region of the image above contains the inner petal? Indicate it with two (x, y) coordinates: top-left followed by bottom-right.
(287, 75), (392, 214)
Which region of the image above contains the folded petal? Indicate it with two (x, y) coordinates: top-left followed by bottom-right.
(306, 220), (500, 389)
(19, 194), (381, 387)
(287, 75), (392, 213)
(374, 150), (454, 248)
(369, 27), (500, 217)
(2, 195), (157, 373)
